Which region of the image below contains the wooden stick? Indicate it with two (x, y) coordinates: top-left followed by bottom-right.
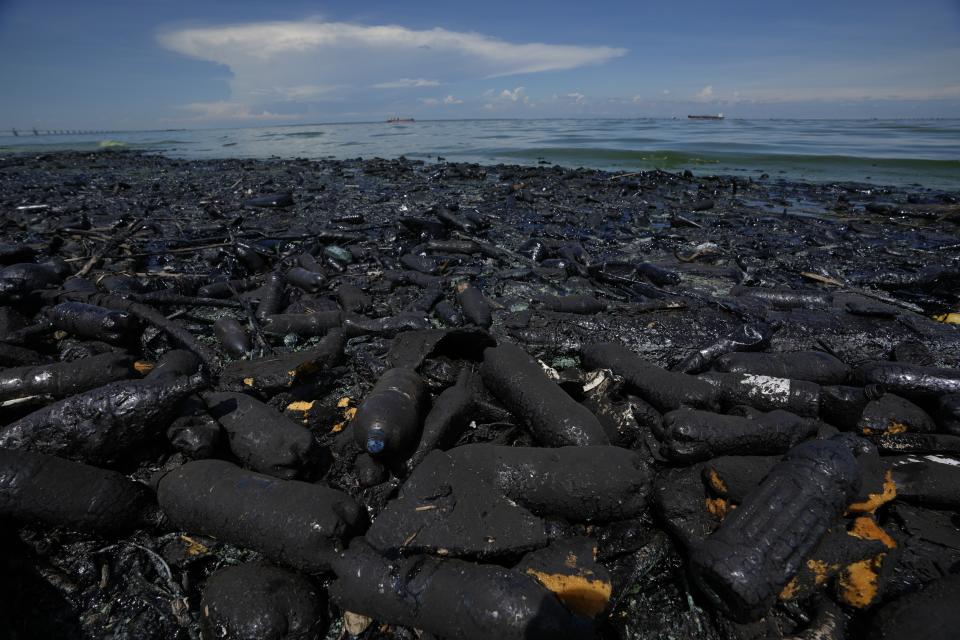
(75, 219), (146, 277)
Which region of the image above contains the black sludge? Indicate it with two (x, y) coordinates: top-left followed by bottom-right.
(887, 454), (960, 508)
(0, 242), (36, 264)
(853, 361), (960, 400)
(433, 299), (462, 326)
(660, 408), (820, 462)
(342, 313), (429, 338)
(482, 343), (609, 446)
(0, 260), (68, 301)
(689, 435), (863, 622)
(868, 573), (960, 640)
(157, 460), (363, 572)
(336, 284), (371, 313)
(255, 272), (286, 320)
(673, 322), (774, 374)
(284, 266), (326, 293)
(203, 391), (316, 479)
(261, 311), (341, 338)
(407, 366), (479, 470)
(731, 286), (834, 308)
(198, 278), (254, 299)
(146, 349), (200, 380)
(0, 374), (204, 465)
(352, 367), (429, 458)
(0, 351), (133, 401)
(698, 371), (821, 416)
(201, 564), (326, 640)
(635, 261), (680, 285)
(0, 342), (41, 367)
(367, 444), (650, 557)
(868, 431), (960, 455)
(713, 350), (851, 385)
(456, 282), (492, 328)
(542, 294), (607, 314)
(218, 329), (344, 392)
(937, 393), (960, 435)
(0, 449), (152, 532)
(47, 301), (138, 342)
(818, 384), (879, 429)
(857, 393), (936, 435)
(214, 316), (250, 358)
(244, 192), (294, 208)
(581, 342), (721, 412)
(330, 543), (593, 640)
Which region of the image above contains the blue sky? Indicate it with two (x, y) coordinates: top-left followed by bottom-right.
(0, 0), (958, 128)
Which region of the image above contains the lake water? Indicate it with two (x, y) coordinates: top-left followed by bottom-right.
(1, 118), (958, 189)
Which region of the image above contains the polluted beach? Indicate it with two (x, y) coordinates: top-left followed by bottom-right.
(1, 4), (960, 640)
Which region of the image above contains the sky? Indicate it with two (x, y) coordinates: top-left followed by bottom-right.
(0, 0), (958, 129)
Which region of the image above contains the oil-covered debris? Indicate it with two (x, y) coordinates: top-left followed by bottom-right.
(867, 573), (960, 640)
(689, 436), (864, 622)
(201, 563), (327, 640)
(157, 459), (363, 572)
(0, 150), (959, 639)
(0, 350), (132, 401)
(330, 541), (593, 640)
(366, 444), (651, 557)
(0, 374), (204, 465)
(203, 391), (318, 479)
(482, 342), (610, 446)
(0, 448), (153, 532)
(47, 301), (139, 343)
(713, 349), (851, 385)
(351, 367), (428, 459)
(660, 407), (822, 461)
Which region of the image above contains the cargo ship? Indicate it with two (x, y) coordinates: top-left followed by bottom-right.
(688, 113), (724, 120)
(387, 116), (415, 124)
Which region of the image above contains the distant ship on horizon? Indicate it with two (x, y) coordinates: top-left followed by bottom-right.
(387, 116), (415, 123)
(688, 113), (724, 120)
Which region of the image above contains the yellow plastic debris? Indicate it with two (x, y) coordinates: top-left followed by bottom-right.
(525, 568), (613, 617)
(180, 535), (209, 556)
(839, 555), (885, 608)
(848, 516), (897, 549)
(847, 470), (897, 514)
(779, 578), (799, 600)
(286, 400), (315, 413)
(133, 361), (154, 375)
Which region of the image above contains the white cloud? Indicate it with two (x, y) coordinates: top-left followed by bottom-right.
(176, 101), (296, 121)
(373, 78), (441, 89)
(500, 87), (526, 101)
(565, 92), (586, 104)
(250, 84), (339, 100)
(479, 86), (536, 111)
(422, 94), (464, 106)
(159, 19), (627, 113)
(632, 95), (644, 103)
(662, 89), (671, 95)
(729, 84), (960, 103)
(696, 85), (714, 100)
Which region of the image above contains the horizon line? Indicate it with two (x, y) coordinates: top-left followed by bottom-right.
(5, 115), (960, 134)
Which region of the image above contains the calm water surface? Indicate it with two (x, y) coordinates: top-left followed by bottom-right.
(1, 118), (958, 189)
